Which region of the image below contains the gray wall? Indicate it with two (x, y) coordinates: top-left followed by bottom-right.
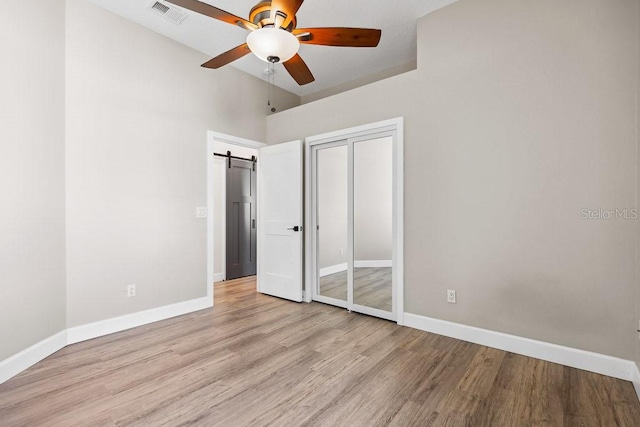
(268, 0), (639, 360)
(302, 62), (417, 105)
(0, 0), (67, 360)
(637, 2), (640, 372)
(65, 0), (299, 327)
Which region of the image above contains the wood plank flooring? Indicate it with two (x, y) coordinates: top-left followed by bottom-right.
(320, 267), (392, 311)
(1, 276), (639, 426)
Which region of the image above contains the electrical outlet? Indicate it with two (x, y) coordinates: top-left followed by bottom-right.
(447, 289), (456, 304)
(196, 207), (207, 218)
(127, 284), (136, 297)
(340, 248), (345, 256)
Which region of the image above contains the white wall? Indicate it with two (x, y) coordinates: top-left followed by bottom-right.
(65, 0), (299, 327)
(0, 0), (67, 361)
(212, 141), (258, 281)
(268, 0), (639, 360)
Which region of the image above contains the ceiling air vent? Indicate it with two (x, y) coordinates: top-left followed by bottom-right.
(150, 1), (188, 25)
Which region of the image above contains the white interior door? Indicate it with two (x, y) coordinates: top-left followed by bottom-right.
(257, 140), (303, 302)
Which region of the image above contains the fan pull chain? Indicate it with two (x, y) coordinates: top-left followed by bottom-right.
(266, 62), (276, 113)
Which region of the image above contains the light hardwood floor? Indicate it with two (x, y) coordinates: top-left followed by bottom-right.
(320, 267), (392, 311)
(1, 276), (639, 426)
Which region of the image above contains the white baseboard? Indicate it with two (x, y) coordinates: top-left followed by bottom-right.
(404, 313), (638, 384)
(354, 260), (392, 268)
(213, 273), (225, 283)
(1, 295), (212, 385)
(0, 330), (67, 385)
(67, 296), (212, 345)
(319, 263), (347, 277)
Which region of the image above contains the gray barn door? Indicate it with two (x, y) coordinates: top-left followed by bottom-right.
(226, 158), (257, 280)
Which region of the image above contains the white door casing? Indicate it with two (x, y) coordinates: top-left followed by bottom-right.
(257, 140), (304, 302)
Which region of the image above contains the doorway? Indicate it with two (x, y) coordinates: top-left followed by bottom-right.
(225, 156), (257, 280)
(208, 132), (265, 287)
(207, 132), (304, 305)
(306, 118), (404, 323)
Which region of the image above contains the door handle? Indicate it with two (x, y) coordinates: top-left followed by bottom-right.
(287, 226), (301, 232)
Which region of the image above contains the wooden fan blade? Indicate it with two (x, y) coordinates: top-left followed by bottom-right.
(270, 0), (304, 29)
(293, 28), (382, 47)
(167, 0), (257, 30)
(283, 54), (315, 86)
(201, 44), (251, 69)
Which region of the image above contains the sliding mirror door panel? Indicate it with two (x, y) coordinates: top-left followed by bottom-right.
(353, 137), (394, 314)
(316, 144), (348, 305)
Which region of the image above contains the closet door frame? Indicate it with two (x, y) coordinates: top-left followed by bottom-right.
(305, 118), (404, 325)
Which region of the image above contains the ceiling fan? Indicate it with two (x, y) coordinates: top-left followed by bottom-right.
(166, 0), (382, 85)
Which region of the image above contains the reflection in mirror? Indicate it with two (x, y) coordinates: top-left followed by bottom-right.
(354, 137), (393, 312)
(317, 145), (348, 301)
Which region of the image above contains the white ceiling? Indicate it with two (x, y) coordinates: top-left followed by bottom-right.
(88, 0), (459, 97)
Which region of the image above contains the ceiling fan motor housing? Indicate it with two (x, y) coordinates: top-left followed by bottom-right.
(249, 1), (296, 31)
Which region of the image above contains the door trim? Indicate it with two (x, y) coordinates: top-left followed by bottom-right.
(304, 118), (404, 325)
(207, 131), (266, 304)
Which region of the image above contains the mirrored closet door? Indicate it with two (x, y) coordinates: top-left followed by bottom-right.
(353, 137), (394, 315)
(310, 130), (398, 322)
(315, 142), (348, 308)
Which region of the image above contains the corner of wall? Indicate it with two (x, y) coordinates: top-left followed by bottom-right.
(635, 0), (640, 390)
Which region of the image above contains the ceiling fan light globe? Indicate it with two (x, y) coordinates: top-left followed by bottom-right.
(246, 28), (300, 64)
